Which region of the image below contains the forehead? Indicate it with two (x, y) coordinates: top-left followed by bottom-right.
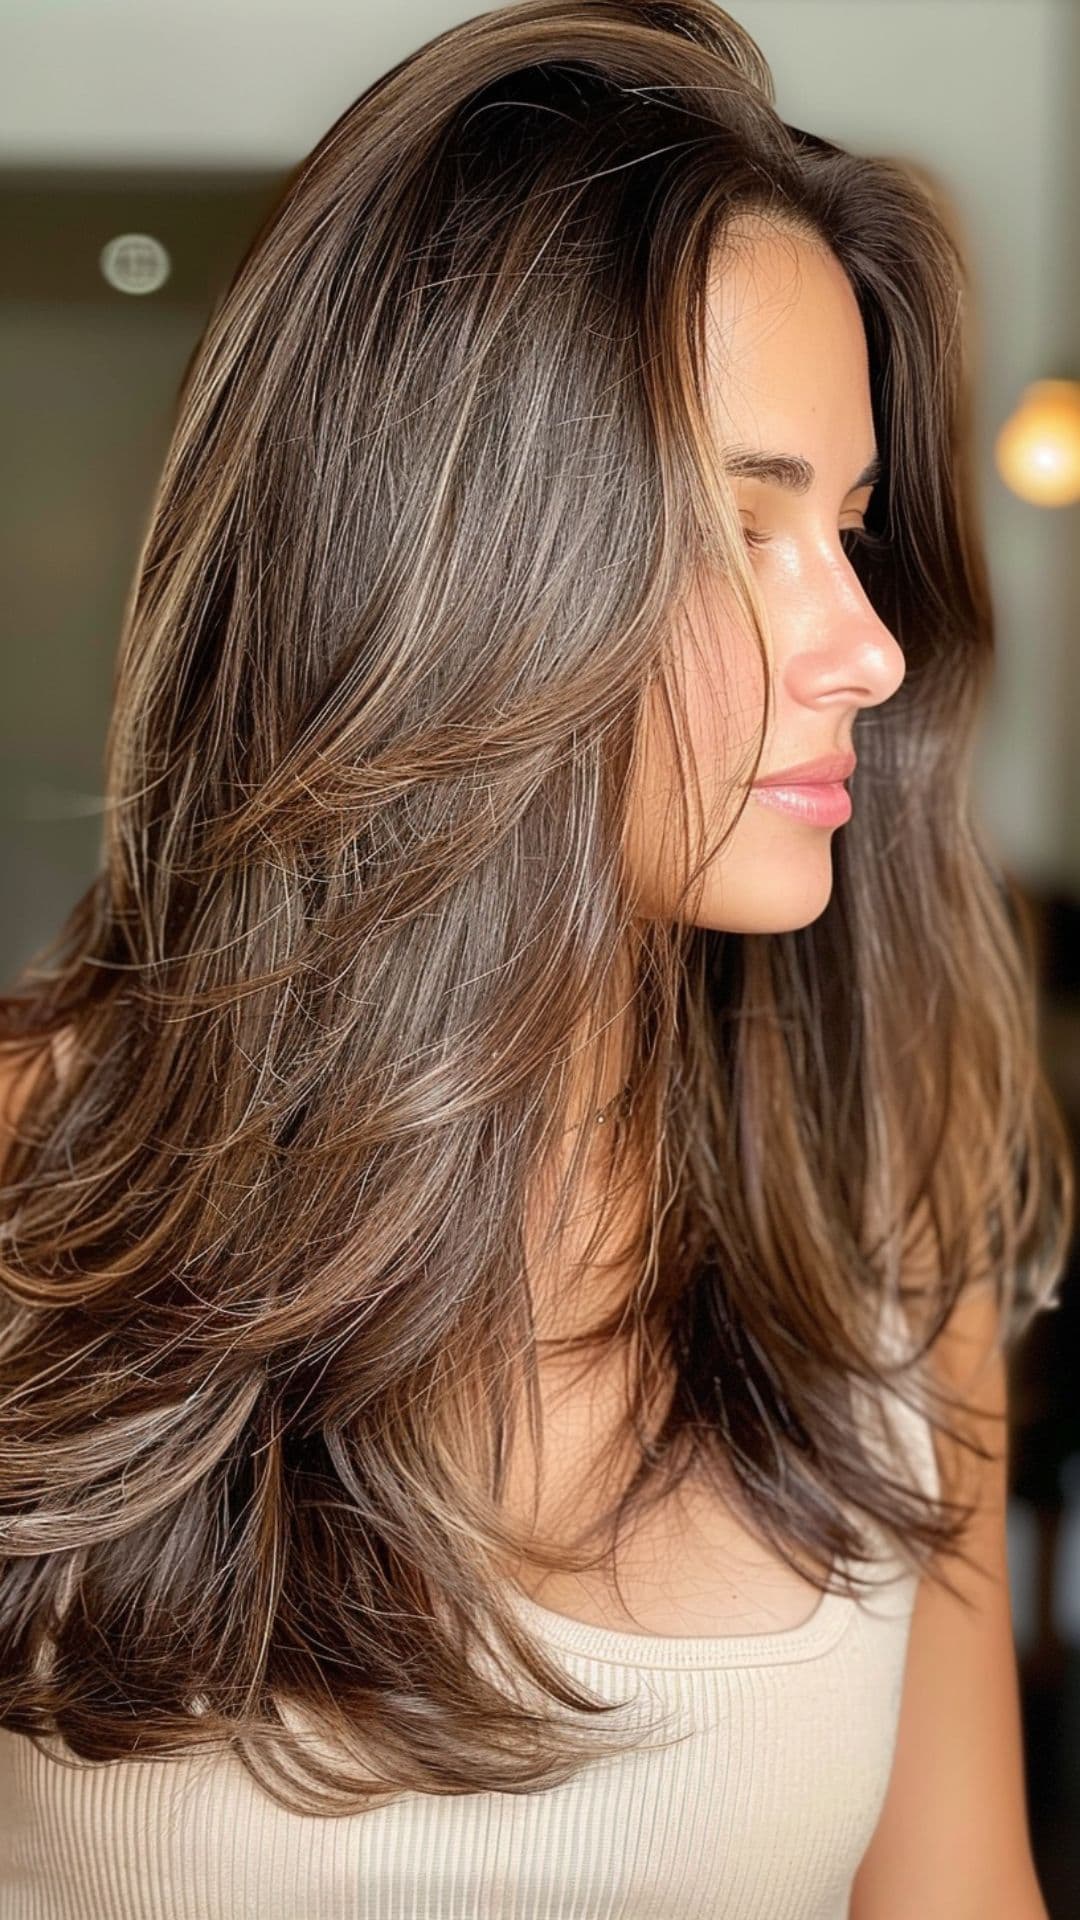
(701, 222), (873, 460)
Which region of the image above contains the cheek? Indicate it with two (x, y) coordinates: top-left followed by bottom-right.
(675, 597), (769, 817)
(622, 606), (768, 897)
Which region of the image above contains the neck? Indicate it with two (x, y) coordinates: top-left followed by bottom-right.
(525, 953), (650, 1348)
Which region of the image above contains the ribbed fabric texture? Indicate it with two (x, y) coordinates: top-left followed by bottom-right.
(0, 1302), (936, 1920)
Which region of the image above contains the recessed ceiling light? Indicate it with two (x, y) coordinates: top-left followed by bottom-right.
(99, 232), (171, 297)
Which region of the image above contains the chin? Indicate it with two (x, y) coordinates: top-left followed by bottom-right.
(693, 859), (836, 935)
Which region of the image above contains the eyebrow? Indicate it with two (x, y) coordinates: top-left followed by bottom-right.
(721, 446), (882, 495)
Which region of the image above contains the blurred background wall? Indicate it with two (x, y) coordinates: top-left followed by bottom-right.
(2, 0), (1078, 1909)
(3, 0), (1078, 890)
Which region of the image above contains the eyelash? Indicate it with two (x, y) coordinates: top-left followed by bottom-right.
(741, 523), (891, 555)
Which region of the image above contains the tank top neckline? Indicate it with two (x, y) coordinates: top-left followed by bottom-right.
(505, 1563), (856, 1670)
(501, 1294), (920, 1672)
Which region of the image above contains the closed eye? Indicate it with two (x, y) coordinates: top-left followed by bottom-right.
(740, 525), (773, 552)
(740, 522), (891, 555)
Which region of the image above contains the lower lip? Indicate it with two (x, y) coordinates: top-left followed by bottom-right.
(750, 781), (853, 826)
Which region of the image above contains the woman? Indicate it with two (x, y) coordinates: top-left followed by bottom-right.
(0, 2), (1069, 1914)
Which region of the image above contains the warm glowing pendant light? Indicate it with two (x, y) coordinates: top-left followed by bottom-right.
(994, 379), (1080, 507)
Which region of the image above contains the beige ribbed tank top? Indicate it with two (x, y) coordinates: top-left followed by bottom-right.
(0, 1300), (937, 1920)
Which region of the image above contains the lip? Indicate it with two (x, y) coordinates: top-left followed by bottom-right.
(750, 781), (853, 826)
(749, 749), (856, 828)
(752, 750), (857, 787)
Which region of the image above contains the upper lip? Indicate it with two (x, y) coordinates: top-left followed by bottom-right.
(752, 750), (857, 787)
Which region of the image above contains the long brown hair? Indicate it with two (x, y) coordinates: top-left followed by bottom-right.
(0, 0), (1072, 1812)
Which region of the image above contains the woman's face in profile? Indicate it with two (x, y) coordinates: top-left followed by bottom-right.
(624, 221), (907, 933)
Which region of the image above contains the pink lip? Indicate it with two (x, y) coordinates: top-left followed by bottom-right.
(751, 781), (853, 826)
(753, 750), (857, 787)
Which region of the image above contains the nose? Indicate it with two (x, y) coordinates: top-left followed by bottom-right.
(779, 563), (906, 713)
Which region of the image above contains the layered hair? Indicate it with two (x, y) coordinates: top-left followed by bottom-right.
(0, 0), (1072, 1812)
